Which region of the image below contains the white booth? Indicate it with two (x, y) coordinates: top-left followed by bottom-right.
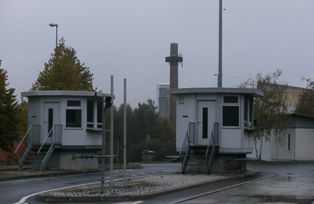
(171, 87), (263, 173)
(18, 90), (108, 170)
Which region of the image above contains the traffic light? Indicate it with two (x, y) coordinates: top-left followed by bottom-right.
(105, 96), (112, 108)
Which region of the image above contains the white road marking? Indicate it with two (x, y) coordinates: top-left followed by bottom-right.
(13, 175), (147, 204)
(115, 202), (143, 204)
(0, 172), (99, 185)
(170, 175), (276, 204)
(13, 181), (99, 204)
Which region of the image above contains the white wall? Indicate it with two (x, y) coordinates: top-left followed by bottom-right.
(28, 98), (42, 126)
(220, 129), (242, 148)
(274, 129), (295, 160)
(248, 129), (297, 161)
(176, 95), (195, 151)
(247, 136), (272, 160)
(295, 128), (314, 160)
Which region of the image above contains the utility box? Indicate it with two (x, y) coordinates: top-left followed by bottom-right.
(141, 150), (156, 162)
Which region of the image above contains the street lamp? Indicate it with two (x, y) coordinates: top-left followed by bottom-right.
(49, 23), (58, 48)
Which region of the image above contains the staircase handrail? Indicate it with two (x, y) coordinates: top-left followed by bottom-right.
(180, 129), (190, 156)
(37, 127), (54, 154)
(206, 122), (219, 174)
(40, 143), (54, 171)
(205, 122), (219, 159)
(14, 124), (33, 155)
(180, 125), (192, 174)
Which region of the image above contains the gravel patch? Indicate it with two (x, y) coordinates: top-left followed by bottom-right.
(38, 174), (235, 201)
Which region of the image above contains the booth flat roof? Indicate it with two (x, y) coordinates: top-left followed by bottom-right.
(21, 90), (108, 98)
(170, 87), (264, 97)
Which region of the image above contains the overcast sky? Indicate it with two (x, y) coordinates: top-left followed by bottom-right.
(1, 0), (314, 107)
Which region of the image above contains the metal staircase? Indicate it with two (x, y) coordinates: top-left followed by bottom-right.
(14, 125), (61, 171)
(180, 122), (219, 174)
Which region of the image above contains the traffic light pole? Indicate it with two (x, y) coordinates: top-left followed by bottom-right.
(100, 98), (107, 194)
(123, 78), (127, 171)
(110, 75), (114, 171)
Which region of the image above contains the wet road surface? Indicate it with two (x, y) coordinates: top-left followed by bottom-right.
(179, 161), (314, 204)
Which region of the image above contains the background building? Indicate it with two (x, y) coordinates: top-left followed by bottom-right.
(269, 84), (309, 113)
(157, 83), (170, 118)
(247, 114), (314, 161)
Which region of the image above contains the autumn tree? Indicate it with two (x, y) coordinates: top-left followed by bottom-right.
(33, 38), (93, 90)
(240, 70), (288, 159)
(0, 68), (20, 150)
(18, 101), (28, 138)
(295, 78), (314, 117)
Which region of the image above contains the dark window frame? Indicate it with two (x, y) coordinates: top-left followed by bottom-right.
(87, 100), (94, 128)
(202, 107), (208, 138)
(86, 99), (103, 129)
(66, 109), (82, 128)
(67, 100), (81, 107)
(222, 96), (240, 127)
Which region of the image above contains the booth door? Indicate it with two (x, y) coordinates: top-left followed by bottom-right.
(197, 101), (216, 145)
(43, 102), (60, 143)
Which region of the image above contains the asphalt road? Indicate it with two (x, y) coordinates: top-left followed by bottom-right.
(0, 163), (180, 204)
(4, 161), (314, 204)
(179, 161), (314, 203)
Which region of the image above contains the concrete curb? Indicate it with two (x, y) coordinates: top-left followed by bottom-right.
(37, 171), (260, 202)
(0, 163), (143, 182)
(0, 170), (99, 182)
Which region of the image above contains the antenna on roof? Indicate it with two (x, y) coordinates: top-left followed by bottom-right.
(217, 0), (223, 88)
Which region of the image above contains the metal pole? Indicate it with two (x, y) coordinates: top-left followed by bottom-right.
(55, 25), (58, 48)
(123, 78), (127, 171)
(100, 96), (106, 194)
(110, 75), (114, 171)
(218, 0), (223, 88)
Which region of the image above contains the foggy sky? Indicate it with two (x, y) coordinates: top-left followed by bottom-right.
(1, 0), (314, 107)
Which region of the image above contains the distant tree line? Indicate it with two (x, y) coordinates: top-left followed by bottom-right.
(111, 100), (176, 162)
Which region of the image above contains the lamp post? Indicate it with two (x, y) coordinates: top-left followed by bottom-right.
(49, 23), (58, 48)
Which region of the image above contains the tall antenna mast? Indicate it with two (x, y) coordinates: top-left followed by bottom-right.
(217, 0), (223, 88)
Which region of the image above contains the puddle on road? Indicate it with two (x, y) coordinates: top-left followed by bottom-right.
(274, 175), (296, 183)
(253, 195), (313, 204)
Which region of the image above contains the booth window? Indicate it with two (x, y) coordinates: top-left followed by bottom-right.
(67, 100), (81, 107)
(87, 100), (94, 128)
(244, 96), (253, 129)
(222, 96), (239, 127)
(97, 101), (103, 128)
(86, 100), (103, 129)
(66, 100), (82, 128)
